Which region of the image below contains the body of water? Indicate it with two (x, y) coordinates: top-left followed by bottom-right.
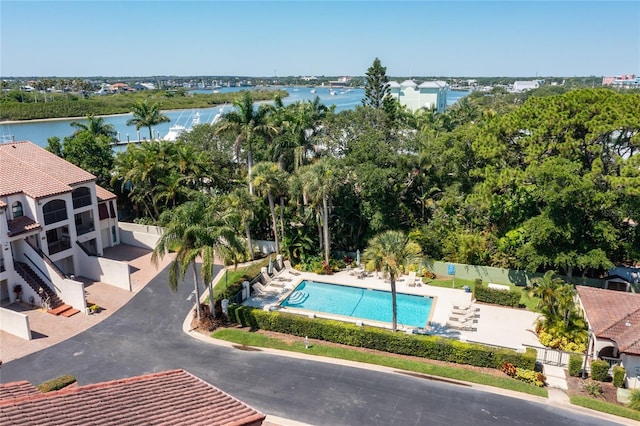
(0, 87), (469, 148)
(281, 279), (433, 328)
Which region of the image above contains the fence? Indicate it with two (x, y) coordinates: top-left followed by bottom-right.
(523, 344), (582, 367)
(428, 260), (605, 288)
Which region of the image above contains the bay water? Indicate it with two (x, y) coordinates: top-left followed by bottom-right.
(0, 87), (469, 148)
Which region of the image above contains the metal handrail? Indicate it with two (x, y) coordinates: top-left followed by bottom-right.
(24, 239), (67, 280)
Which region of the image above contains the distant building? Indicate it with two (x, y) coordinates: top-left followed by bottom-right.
(602, 74), (639, 88)
(388, 80), (448, 112)
(328, 76), (351, 87)
(512, 80), (540, 92)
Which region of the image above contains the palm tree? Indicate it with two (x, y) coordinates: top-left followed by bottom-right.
(151, 193), (243, 321)
(214, 92), (278, 193)
(226, 188), (259, 260)
(251, 162), (288, 254)
(299, 159), (339, 263)
(126, 100), (170, 140)
(363, 230), (422, 332)
(70, 115), (117, 141)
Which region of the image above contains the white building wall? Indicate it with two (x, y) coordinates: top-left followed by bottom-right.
(622, 353), (640, 389)
(118, 222), (163, 249)
(0, 307), (31, 340)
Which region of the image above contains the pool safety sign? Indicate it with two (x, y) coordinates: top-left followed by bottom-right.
(447, 264), (455, 275)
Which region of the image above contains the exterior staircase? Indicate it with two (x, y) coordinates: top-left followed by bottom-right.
(13, 261), (80, 317)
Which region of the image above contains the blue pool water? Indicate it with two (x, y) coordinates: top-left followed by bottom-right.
(281, 280), (433, 328)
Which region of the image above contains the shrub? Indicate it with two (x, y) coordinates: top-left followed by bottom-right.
(568, 354), (584, 377)
(227, 305), (537, 370)
(36, 375), (76, 393)
(501, 362), (516, 377)
(628, 389), (640, 411)
(590, 360), (610, 382)
(514, 368), (546, 387)
(474, 284), (520, 307)
(581, 380), (604, 398)
(612, 365), (626, 388)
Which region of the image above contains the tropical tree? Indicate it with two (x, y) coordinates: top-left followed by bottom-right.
(126, 99), (170, 140)
(362, 230), (422, 332)
(528, 270), (588, 351)
(215, 92), (278, 193)
(251, 162), (288, 254)
(151, 193), (243, 321)
(70, 114), (117, 141)
(299, 159), (340, 263)
(226, 187), (259, 260)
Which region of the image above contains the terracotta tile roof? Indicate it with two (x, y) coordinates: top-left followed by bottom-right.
(0, 369), (265, 426)
(577, 286), (640, 355)
(0, 141), (95, 200)
(95, 185), (116, 201)
(0, 200), (6, 209)
(7, 215), (41, 237)
(0, 381), (39, 400)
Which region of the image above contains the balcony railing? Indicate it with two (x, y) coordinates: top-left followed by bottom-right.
(601, 356), (622, 369)
(48, 237), (71, 255)
(76, 223), (95, 236)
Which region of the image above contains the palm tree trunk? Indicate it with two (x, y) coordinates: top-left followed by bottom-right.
(390, 278), (398, 332)
(244, 219), (254, 260)
(148, 126), (153, 141)
(322, 195), (330, 263)
(268, 192), (280, 253)
(191, 262), (202, 321)
(208, 280), (216, 319)
(279, 197), (285, 244)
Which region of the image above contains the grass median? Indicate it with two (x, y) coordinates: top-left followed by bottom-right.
(212, 328), (547, 398)
(569, 396), (640, 422)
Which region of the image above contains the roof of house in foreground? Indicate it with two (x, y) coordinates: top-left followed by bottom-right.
(0, 369), (265, 426)
(577, 286), (640, 355)
(0, 140), (95, 200)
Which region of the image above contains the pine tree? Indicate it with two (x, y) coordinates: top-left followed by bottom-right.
(362, 57), (397, 122)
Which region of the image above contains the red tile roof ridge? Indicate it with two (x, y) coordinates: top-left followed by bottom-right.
(95, 185), (117, 201)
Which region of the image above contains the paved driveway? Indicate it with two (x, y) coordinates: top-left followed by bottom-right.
(0, 263), (623, 426)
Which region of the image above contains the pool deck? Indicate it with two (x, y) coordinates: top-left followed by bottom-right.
(242, 268), (541, 351)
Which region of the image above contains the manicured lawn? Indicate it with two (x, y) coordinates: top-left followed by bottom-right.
(421, 277), (541, 312)
(212, 328), (548, 398)
(570, 396), (640, 422)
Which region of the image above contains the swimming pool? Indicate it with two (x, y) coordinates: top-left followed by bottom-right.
(280, 280), (433, 328)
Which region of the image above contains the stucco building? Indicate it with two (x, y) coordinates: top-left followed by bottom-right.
(388, 80), (448, 113)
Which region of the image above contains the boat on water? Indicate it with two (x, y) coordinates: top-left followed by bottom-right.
(310, 88), (316, 94)
(162, 111), (201, 141)
(329, 90), (337, 96)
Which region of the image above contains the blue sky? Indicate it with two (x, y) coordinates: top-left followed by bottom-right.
(1, 1), (639, 77)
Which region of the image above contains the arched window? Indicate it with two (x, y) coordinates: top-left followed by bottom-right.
(72, 187), (92, 209)
(12, 201), (23, 219)
(43, 199), (67, 225)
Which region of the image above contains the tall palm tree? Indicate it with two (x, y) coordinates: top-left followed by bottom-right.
(70, 114), (117, 141)
(215, 92), (278, 193)
(226, 188), (259, 260)
(251, 162), (288, 254)
(299, 159), (339, 263)
(151, 193), (243, 321)
(363, 230), (422, 332)
(126, 99), (170, 140)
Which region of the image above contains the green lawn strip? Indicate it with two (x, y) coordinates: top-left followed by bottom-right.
(210, 259), (270, 300)
(569, 396), (640, 422)
(212, 329), (547, 398)
(421, 277), (475, 290)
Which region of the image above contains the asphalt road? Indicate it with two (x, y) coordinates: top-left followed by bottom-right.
(1, 265), (623, 425)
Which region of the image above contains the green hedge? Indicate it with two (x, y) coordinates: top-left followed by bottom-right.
(590, 359), (610, 381)
(613, 365), (626, 388)
(475, 285), (521, 307)
(228, 305), (536, 370)
(569, 354), (583, 377)
(36, 375), (77, 393)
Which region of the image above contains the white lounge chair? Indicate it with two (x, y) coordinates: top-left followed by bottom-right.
(406, 271), (417, 286)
